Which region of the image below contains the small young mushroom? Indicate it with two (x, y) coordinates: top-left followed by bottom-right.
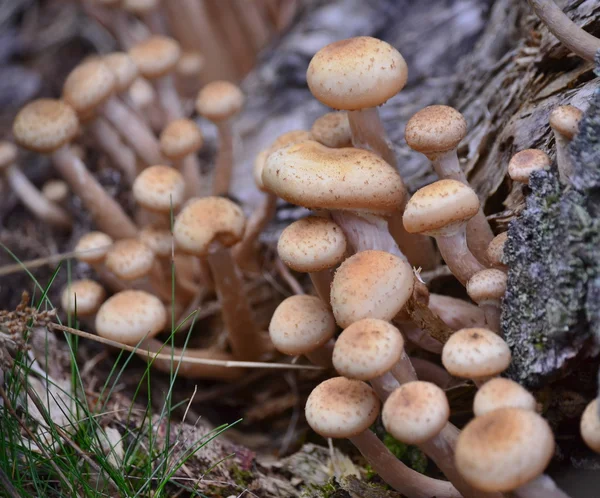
(508, 149), (551, 186)
(305, 377), (461, 498)
(473, 378), (537, 417)
(403, 179), (485, 285)
(549, 105), (583, 184)
(310, 112), (352, 149)
(0, 141), (72, 229)
(104, 238), (156, 282)
(442, 328), (511, 386)
(405, 105), (494, 264)
(456, 408), (570, 498)
(307, 36), (407, 167)
(269, 295), (336, 368)
(580, 398), (600, 453)
(486, 232), (508, 271)
(12, 99), (138, 239)
(41, 179), (69, 206)
(277, 216), (347, 303)
(195, 81), (244, 196)
(175, 51), (205, 97)
(466, 269), (507, 333)
(61, 279), (106, 318)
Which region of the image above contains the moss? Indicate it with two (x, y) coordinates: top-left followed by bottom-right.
(301, 478), (339, 498)
(230, 464), (255, 487)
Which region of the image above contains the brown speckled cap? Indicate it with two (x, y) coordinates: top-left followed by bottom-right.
(405, 105), (467, 156)
(129, 36), (181, 79)
(487, 232), (508, 268)
(63, 60), (116, 115)
(267, 130), (313, 155)
(311, 112), (352, 148)
(173, 196), (245, 256)
(13, 99), (79, 154)
(61, 279), (106, 316)
(269, 295), (336, 355)
(442, 327), (511, 380)
(581, 399), (600, 453)
(466, 269), (507, 304)
(0, 141), (17, 170)
(105, 238), (155, 280)
(455, 408), (554, 492)
(332, 318), (404, 380)
(473, 378), (536, 417)
(307, 36), (408, 110)
(140, 227), (172, 258)
(278, 216), (346, 272)
(95, 289), (166, 345)
(103, 52), (138, 93)
(195, 81), (244, 121)
(75, 231), (114, 264)
(305, 377), (380, 438)
(508, 149), (550, 184)
(160, 119), (203, 160)
(133, 165), (185, 213)
(549, 105), (583, 140)
(263, 140), (406, 215)
(383, 381), (449, 444)
(330, 250), (414, 328)
(403, 179), (479, 236)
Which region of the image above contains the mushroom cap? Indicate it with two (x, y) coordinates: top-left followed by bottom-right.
(173, 196), (245, 256)
(442, 327), (511, 379)
(466, 269), (507, 304)
(455, 408), (555, 492)
(176, 51), (205, 77)
(103, 52), (139, 93)
(382, 381), (450, 444)
(133, 165), (186, 213)
(263, 141), (406, 216)
(473, 378), (536, 417)
(549, 105), (583, 140)
(13, 99), (79, 154)
(580, 399), (600, 453)
(63, 60), (116, 115)
(330, 250), (414, 328)
(332, 318), (404, 380)
(305, 377), (380, 438)
(404, 105), (467, 156)
(123, 0), (159, 14)
(278, 217), (347, 272)
(508, 149), (550, 184)
(0, 141), (17, 170)
(139, 227), (172, 258)
(253, 149), (270, 192)
(61, 279), (106, 316)
(195, 81), (244, 122)
(129, 78), (155, 108)
(105, 238), (155, 280)
(268, 130), (313, 156)
(42, 179), (69, 203)
(403, 179), (480, 236)
(311, 112), (352, 148)
(129, 36), (181, 79)
(159, 119), (203, 160)
(75, 231), (114, 264)
(487, 232), (508, 268)
(95, 290), (166, 345)
(269, 295), (336, 355)
(307, 36), (408, 110)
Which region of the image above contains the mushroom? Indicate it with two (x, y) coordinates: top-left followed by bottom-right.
(175, 51), (205, 97)
(305, 377), (461, 498)
(456, 408), (570, 498)
(12, 99), (138, 239)
(61, 279), (106, 319)
(428, 294), (487, 330)
(173, 196), (271, 361)
(466, 269), (507, 333)
(403, 179), (485, 285)
(580, 398), (600, 453)
(383, 381), (500, 498)
(508, 149), (551, 186)
(405, 105), (494, 264)
(549, 105), (583, 184)
(0, 141), (72, 229)
(269, 295), (336, 368)
(41, 179), (69, 206)
(74, 231), (122, 290)
(442, 327), (511, 386)
(473, 378), (537, 417)
(486, 232), (508, 271)
(159, 118), (204, 198)
(277, 216), (347, 303)
(306, 36), (407, 168)
(310, 112), (352, 148)
(195, 81), (244, 196)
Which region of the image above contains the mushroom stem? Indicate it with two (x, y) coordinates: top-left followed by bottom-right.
(309, 269), (335, 304)
(390, 350), (418, 384)
(370, 371), (402, 401)
(481, 303), (501, 334)
(51, 146), (138, 239)
(347, 107), (397, 168)
(553, 132), (575, 184)
(528, 0), (600, 62)
(436, 225), (486, 286)
(176, 154), (204, 199)
(397, 321), (443, 353)
(154, 74), (185, 122)
(349, 430), (462, 498)
(212, 121), (235, 196)
(304, 339), (334, 368)
(388, 210), (439, 270)
(429, 293), (486, 329)
(513, 474), (572, 498)
(410, 357), (457, 388)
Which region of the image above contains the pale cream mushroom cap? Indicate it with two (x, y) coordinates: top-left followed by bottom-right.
(133, 165), (186, 213)
(487, 232), (508, 268)
(176, 51), (205, 77)
(63, 60), (116, 115)
(0, 141), (17, 170)
(549, 105), (583, 140)
(311, 112), (352, 148)
(508, 149), (551, 185)
(278, 217), (347, 272)
(267, 130), (313, 156)
(442, 327), (511, 380)
(173, 196), (245, 256)
(129, 78), (154, 108)
(195, 81), (244, 122)
(13, 99), (79, 154)
(307, 36), (408, 110)
(159, 119), (203, 160)
(473, 378), (536, 417)
(405, 105), (467, 156)
(269, 295), (336, 355)
(129, 36), (181, 79)
(103, 52), (139, 93)
(466, 269), (507, 304)
(305, 377), (380, 438)
(332, 318), (404, 380)
(263, 141), (406, 216)
(139, 227), (172, 258)
(383, 381), (450, 444)
(75, 231), (114, 264)
(455, 408), (554, 492)
(105, 238), (155, 280)
(580, 399), (600, 453)
(61, 279), (106, 316)
(330, 250), (414, 328)
(95, 290), (166, 345)
(403, 179), (480, 236)
(42, 180), (69, 204)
